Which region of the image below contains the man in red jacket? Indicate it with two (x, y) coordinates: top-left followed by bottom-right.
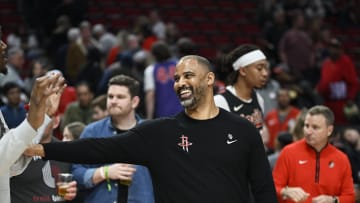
(265, 88), (300, 152)
(273, 105), (355, 203)
(316, 38), (359, 125)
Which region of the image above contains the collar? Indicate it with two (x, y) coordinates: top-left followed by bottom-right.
(302, 139), (330, 154)
(107, 114), (144, 131)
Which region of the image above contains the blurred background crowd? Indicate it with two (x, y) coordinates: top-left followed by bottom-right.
(0, 0), (360, 201)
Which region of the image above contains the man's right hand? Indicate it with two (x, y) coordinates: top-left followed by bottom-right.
(108, 163), (136, 181)
(281, 186), (310, 202)
(27, 74), (66, 130)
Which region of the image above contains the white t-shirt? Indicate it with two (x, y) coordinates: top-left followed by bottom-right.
(144, 64), (155, 92)
(0, 112), (50, 203)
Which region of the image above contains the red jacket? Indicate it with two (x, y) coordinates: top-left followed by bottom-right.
(273, 139), (355, 203)
(265, 106), (300, 150)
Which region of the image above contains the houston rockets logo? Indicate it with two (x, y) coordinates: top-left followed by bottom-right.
(178, 134), (192, 152)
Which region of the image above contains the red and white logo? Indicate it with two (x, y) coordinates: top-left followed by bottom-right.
(178, 135), (192, 152)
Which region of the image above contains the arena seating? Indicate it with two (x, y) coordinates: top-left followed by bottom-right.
(0, 0), (359, 66)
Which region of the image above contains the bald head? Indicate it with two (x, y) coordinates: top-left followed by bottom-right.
(178, 55), (211, 72)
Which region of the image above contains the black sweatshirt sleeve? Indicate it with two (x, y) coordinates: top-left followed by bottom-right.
(43, 129), (151, 166)
(247, 126), (278, 203)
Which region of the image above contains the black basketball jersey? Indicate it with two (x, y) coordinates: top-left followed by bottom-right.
(222, 90), (264, 130)
(10, 138), (72, 203)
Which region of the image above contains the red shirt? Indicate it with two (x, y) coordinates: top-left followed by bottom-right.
(106, 46), (121, 67)
(58, 86), (77, 115)
(316, 54), (359, 124)
(273, 139), (355, 203)
(142, 36), (158, 51)
(265, 106), (300, 150)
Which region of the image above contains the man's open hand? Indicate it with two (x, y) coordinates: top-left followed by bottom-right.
(27, 73), (66, 129)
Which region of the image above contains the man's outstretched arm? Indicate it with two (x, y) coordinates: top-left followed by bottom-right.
(25, 128), (151, 167)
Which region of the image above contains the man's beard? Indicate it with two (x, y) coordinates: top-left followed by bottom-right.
(278, 103), (288, 110)
(180, 97), (196, 109)
(179, 85), (206, 110)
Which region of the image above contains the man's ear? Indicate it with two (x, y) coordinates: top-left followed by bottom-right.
(327, 125), (334, 137)
(207, 72), (215, 86)
(131, 96), (140, 109)
(239, 67), (246, 76)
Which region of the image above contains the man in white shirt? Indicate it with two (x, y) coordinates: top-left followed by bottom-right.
(0, 39), (75, 202)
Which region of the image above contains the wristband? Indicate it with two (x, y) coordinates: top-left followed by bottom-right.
(104, 166), (111, 192)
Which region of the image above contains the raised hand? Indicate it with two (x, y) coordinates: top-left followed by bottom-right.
(27, 74), (66, 129)
(45, 73), (66, 117)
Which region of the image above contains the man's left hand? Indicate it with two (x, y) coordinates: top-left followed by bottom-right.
(312, 195), (334, 203)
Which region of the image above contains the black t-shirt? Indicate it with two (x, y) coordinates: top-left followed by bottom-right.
(43, 109), (277, 203)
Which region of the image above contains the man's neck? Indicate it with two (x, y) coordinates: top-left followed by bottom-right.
(311, 142), (328, 153)
(234, 82), (252, 101)
(356, 140), (360, 151)
(278, 106), (290, 114)
(7, 103), (21, 109)
(111, 113), (137, 130)
(185, 99), (219, 120)
(79, 103), (90, 109)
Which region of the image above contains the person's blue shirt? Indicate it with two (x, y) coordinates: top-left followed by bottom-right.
(71, 116), (154, 203)
(0, 103), (26, 129)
